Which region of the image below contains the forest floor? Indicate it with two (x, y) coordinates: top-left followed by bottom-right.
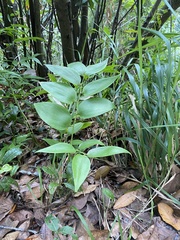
(0, 92), (180, 240)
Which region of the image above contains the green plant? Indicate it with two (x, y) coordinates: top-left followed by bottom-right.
(45, 214), (78, 240)
(34, 59), (130, 193)
(0, 69), (38, 137)
(121, 30), (179, 182)
(0, 134), (30, 192)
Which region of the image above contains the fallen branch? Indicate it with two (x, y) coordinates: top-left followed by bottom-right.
(0, 225), (38, 234)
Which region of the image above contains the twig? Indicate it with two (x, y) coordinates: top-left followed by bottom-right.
(0, 225), (38, 234)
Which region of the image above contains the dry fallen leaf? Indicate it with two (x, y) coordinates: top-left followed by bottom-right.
(90, 229), (109, 239)
(94, 166), (111, 180)
(10, 210), (34, 222)
(0, 195), (14, 222)
(76, 217), (95, 238)
(20, 182), (44, 202)
(113, 190), (138, 209)
(74, 184), (98, 197)
(17, 220), (30, 239)
(78, 228), (109, 240)
(138, 216), (179, 240)
(121, 181), (139, 190)
(158, 202), (180, 230)
(0, 216), (19, 239)
(137, 225), (155, 240)
(39, 223), (53, 240)
(2, 231), (19, 240)
(163, 173), (180, 194)
(26, 234), (43, 240)
(71, 194), (88, 210)
(171, 163), (180, 174)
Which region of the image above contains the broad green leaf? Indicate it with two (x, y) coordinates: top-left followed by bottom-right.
(0, 164), (12, 174)
(60, 226), (77, 238)
(72, 154), (90, 192)
(71, 139), (83, 146)
(2, 147), (22, 164)
(64, 182), (75, 191)
(45, 215), (60, 232)
(80, 121), (92, 129)
(79, 139), (104, 151)
(40, 82), (77, 104)
(36, 142), (76, 154)
(87, 146), (130, 158)
(85, 59), (108, 76)
(43, 138), (59, 146)
(0, 176), (18, 192)
(45, 64), (81, 85)
(48, 182), (59, 195)
(34, 102), (72, 130)
(67, 122), (92, 135)
(42, 166), (58, 176)
(78, 98), (114, 119)
(68, 62), (87, 75)
(83, 76), (118, 97)
(15, 134), (30, 144)
(67, 122), (84, 134)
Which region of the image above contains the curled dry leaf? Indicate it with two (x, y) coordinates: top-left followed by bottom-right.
(158, 202), (180, 230)
(95, 166), (111, 180)
(113, 190), (138, 209)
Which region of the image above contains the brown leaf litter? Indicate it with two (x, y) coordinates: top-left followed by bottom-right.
(0, 149), (180, 240)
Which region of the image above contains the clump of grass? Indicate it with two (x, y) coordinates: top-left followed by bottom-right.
(120, 39), (179, 183)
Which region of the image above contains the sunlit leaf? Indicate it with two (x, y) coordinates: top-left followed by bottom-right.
(0, 164), (12, 174)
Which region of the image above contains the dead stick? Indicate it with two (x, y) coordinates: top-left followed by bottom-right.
(0, 225), (37, 234)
